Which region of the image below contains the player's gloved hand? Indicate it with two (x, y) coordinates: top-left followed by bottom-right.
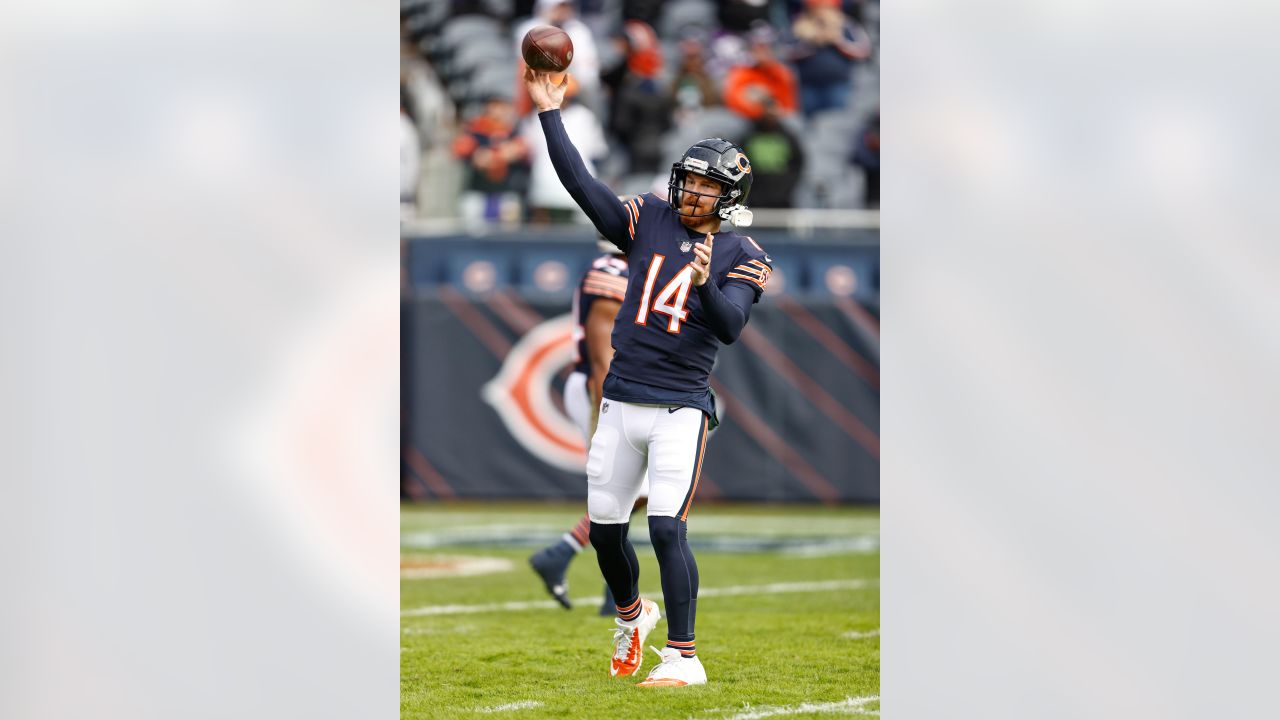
(691, 233), (713, 286)
(523, 67), (570, 112)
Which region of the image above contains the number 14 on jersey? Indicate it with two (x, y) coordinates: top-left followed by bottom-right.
(635, 254), (694, 334)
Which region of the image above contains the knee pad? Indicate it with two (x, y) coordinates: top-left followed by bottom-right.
(587, 488), (626, 523)
(647, 515), (681, 551)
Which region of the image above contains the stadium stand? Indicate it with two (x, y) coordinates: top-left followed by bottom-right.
(400, 0), (879, 219)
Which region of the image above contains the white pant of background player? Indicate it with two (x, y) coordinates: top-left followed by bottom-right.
(564, 371), (651, 501)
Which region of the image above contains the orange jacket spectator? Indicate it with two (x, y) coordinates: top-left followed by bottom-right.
(722, 36), (799, 120)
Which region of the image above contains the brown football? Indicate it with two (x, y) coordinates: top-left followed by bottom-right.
(521, 25), (574, 72)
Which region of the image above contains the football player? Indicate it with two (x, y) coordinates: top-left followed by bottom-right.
(524, 68), (773, 688)
(528, 237), (648, 616)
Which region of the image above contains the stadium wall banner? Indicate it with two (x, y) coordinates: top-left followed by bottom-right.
(403, 289), (879, 504)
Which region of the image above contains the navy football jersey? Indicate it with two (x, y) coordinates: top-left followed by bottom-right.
(536, 108), (774, 417)
(571, 253), (629, 376)
(605, 193), (773, 394)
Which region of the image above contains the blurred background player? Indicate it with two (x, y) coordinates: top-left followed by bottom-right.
(528, 235), (646, 616)
(524, 68), (773, 688)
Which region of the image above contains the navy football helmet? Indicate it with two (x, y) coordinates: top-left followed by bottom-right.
(667, 138), (753, 222)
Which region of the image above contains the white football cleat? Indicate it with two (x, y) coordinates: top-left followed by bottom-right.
(636, 646), (707, 687)
(610, 599), (660, 677)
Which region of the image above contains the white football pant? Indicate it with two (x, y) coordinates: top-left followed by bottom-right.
(566, 371), (650, 501)
(586, 401), (708, 523)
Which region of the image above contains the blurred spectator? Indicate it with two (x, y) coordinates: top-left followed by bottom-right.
(605, 21), (672, 177)
(787, 0), (872, 118)
(453, 96), (530, 225)
(850, 108), (879, 207)
(669, 30), (721, 122)
(513, 0), (602, 114)
(723, 24), (799, 121)
(521, 77), (608, 223)
(741, 105), (805, 208)
(401, 99), (421, 208)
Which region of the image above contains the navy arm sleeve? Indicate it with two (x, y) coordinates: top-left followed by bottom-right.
(538, 109), (632, 253)
(695, 281), (756, 344)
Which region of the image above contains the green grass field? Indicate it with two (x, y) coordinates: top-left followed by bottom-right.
(402, 503), (879, 719)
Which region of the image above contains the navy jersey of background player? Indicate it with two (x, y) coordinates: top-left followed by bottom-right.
(572, 253), (628, 375)
(538, 109), (772, 418)
(607, 193), (771, 395)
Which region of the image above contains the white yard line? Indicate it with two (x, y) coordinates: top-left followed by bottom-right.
(841, 629), (880, 639)
(720, 696), (880, 719)
(402, 578), (877, 617)
(476, 700), (543, 713)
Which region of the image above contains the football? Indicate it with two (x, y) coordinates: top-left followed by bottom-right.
(521, 25), (574, 73)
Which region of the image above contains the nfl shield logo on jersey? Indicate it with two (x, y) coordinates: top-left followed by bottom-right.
(680, 241), (693, 253)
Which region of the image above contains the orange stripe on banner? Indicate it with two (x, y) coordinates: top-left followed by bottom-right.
(438, 287), (512, 357)
(777, 296), (879, 390)
(487, 291), (540, 335)
(834, 296), (879, 340)
(404, 445), (456, 498)
(739, 326), (879, 459)
(711, 380), (841, 504)
(680, 416), (709, 521)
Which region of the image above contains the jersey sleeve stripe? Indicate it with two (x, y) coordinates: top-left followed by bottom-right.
(584, 280), (627, 296)
(747, 259), (771, 271)
(583, 287), (626, 300)
(731, 264), (765, 279)
(585, 275), (628, 289)
(726, 272), (767, 290)
(584, 278), (628, 292)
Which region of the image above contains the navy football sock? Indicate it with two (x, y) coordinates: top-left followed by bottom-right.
(589, 521), (640, 616)
(648, 515), (699, 651)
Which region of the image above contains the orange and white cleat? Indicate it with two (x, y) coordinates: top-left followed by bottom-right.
(636, 646), (707, 687)
(610, 599), (660, 677)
